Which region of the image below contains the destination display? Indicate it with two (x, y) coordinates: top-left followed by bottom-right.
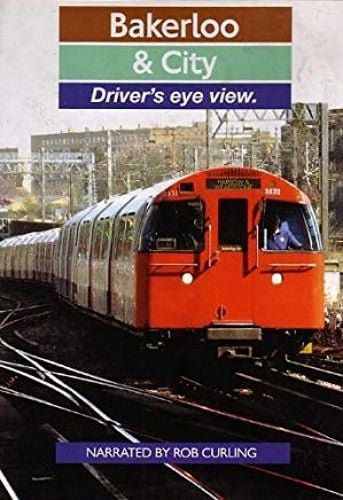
(206, 178), (261, 189)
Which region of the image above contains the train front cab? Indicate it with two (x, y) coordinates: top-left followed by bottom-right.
(136, 168), (324, 358)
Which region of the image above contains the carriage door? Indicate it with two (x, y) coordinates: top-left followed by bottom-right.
(212, 199), (253, 324)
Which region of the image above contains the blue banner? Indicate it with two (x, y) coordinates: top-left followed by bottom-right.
(59, 83), (291, 109)
(56, 442), (291, 464)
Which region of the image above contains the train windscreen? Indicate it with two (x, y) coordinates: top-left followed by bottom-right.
(140, 200), (204, 252)
(259, 201), (322, 251)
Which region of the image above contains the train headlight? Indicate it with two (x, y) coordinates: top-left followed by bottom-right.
(181, 272), (193, 285)
(271, 273), (283, 285)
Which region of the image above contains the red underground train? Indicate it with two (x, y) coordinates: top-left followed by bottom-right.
(0, 167), (324, 359)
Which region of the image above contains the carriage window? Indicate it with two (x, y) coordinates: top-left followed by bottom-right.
(100, 219), (111, 259)
(219, 199), (247, 250)
(56, 233), (62, 258)
(114, 216), (135, 259)
(78, 222), (90, 259)
(259, 201), (321, 251)
(140, 200), (204, 252)
(63, 228), (69, 253)
(115, 219), (126, 259)
(93, 222), (103, 260)
(68, 225), (76, 259)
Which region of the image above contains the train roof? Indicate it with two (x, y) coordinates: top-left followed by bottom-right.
(56, 167), (309, 230)
(63, 203), (97, 228)
(148, 167), (309, 203)
(78, 199), (113, 225)
(120, 179), (177, 216)
(0, 227), (61, 247)
(96, 191), (140, 220)
(117, 167), (309, 206)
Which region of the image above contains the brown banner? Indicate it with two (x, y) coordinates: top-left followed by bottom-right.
(60, 7), (291, 43)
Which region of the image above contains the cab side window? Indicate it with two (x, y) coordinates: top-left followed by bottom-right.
(259, 201), (320, 251)
(140, 200), (204, 252)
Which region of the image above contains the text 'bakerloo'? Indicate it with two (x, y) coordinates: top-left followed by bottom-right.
(110, 12), (239, 80)
(110, 12), (240, 39)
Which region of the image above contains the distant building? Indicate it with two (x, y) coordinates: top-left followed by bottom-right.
(0, 148), (21, 196)
(0, 147), (19, 158)
(31, 127), (151, 153)
(31, 122), (208, 154)
(148, 121), (206, 146)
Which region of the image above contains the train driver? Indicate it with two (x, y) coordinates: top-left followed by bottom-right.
(267, 215), (303, 250)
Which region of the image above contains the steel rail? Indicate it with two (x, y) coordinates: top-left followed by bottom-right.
(285, 355), (343, 387)
(178, 376), (337, 442)
(1, 379), (341, 499)
(0, 355), (175, 405)
(1, 304), (340, 498)
(0, 385), (107, 426)
(0, 362), (81, 407)
(34, 369), (343, 448)
(1, 332), (342, 449)
(0, 311), (51, 332)
(22, 363), (224, 499)
(0, 301), (21, 328)
(0, 345), (223, 499)
(245, 465), (343, 498)
(0, 295), (20, 305)
(41, 423), (129, 500)
(0, 468), (20, 500)
(0, 304), (50, 315)
(236, 371), (342, 413)
(3, 352), (341, 448)
(0, 385), (168, 443)
(159, 389), (343, 446)
(246, 364), (343, 406)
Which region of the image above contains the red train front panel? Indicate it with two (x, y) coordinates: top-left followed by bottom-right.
(135, 168), (324, 335)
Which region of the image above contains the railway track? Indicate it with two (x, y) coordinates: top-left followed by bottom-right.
(1, 349), (342, 498)
(285, 355), (343, 388)
(0, 303), (227, 499)
(291, 354), (343, 374)
(0, 467), (19, 500)
(233, 365), (342, 440)
(0, 297), (342, 498)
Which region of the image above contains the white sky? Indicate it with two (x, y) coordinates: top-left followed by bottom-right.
(1, 0), (343, 153)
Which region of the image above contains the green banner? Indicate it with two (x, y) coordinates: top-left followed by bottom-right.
(60, 45), (291, 81)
